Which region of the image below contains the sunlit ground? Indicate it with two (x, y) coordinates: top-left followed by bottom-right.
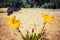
(0, 8), (60, 40)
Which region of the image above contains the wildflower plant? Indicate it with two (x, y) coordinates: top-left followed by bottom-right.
(6, 13), (54, 40)
(41, 13), (54, 33)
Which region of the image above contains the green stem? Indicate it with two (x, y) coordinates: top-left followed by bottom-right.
(41, 23), (46, 33)
(17, 29), (24, 37)
(40, 23), (46, 39)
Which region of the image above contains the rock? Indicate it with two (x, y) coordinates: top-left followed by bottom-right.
(0, 8), (60, 40)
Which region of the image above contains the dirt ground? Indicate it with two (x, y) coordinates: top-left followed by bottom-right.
(0, 8), (60, 40)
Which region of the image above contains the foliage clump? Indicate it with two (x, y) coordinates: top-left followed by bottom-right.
(21, 29), (45, 40)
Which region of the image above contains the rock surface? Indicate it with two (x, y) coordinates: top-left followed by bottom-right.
(0, 8), (60, 40)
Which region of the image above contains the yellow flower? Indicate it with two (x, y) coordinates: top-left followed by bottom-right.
(42, 13), (54, 23)
(6, 15), (20, 29)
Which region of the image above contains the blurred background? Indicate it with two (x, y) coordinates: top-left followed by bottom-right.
(0, 0), (60, 9)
